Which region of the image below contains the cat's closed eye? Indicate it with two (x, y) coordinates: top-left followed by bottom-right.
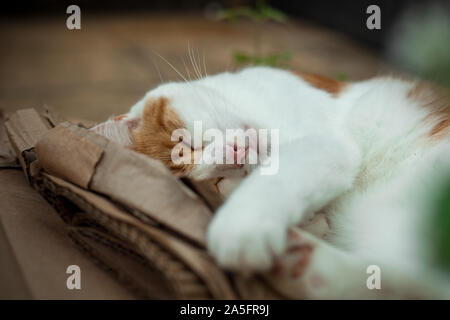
(181, 137), (205, 151)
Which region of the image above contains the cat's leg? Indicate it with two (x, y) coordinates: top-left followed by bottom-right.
(266, 228), (434, 299)
(327, 172), (450, 299)
(207, 134), (361, 272)
(266, 228), (370, 299)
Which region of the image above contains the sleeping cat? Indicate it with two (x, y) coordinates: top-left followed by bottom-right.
(92, 66), (450, 299)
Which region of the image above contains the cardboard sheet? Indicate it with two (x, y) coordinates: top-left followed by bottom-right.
(0, 169), (137, 299)
(2, 107), (283, 299)
(39, 173), (236, 299)
(0, 111), (19, 168)
(35, 122), (212, 247)
(4, 109), (50, 181)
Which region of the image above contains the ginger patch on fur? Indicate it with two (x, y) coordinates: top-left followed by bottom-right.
(408, 82), (450, 140)
(293, 71), (346, 96)
(132, 97), (195, 176)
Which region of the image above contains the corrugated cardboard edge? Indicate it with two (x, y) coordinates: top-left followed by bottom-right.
(0, 110), (20, 168)
(37, 173), (236, 299)
(67, 227), (177, 299)
(4, 109), (50, 181)
(35, 123), (105, 188)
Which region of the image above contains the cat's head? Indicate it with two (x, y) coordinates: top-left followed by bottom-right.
(91, 81), (258, 180)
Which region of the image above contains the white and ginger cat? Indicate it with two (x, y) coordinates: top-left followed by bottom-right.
(92, 67), (450, 299)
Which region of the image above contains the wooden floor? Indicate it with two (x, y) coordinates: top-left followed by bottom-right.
(0, 13), (392, 122)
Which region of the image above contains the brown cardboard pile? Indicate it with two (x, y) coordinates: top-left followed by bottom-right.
(1, 108), (282, 299)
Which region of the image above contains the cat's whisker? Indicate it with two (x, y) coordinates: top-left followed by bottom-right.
(196, 49), (204, 79)
(202, 51), (208, 78)
(153, 51), (188, 83)
(193, 46), (202, 79)
(188, 42), (202, 80)
(187, 42), (196, 79)
(181, 56), (191, 81)
(150, 56), (165, 84)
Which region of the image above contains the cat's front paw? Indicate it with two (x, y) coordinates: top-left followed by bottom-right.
(207, 203), (287, 273)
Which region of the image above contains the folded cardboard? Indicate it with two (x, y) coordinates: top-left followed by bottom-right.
(35, 122), (212, 247)
(0, 111), (20, 168)
(0, 168), (139, 299)
(2, 108), (283, 299)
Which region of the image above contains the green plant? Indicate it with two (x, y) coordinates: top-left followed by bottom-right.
(430, 175), (450, 273)
(218, 0), (290, 67)
(335, 72), (349, 81)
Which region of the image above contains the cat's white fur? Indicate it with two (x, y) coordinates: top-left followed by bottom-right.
(124, 67), (450, 298)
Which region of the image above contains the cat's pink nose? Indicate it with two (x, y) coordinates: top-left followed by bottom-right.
(226, 143), (248, 167)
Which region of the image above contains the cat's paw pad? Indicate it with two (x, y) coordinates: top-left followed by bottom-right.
(207, 213), (286, 273)
(271, 229), (316, 278)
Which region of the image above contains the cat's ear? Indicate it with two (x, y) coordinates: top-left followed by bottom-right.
(292, 71), (346, 96)
(141, 96), (183, 132)
(90, 115), (140, 149)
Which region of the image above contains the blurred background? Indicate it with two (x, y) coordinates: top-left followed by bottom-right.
(0, 0), (448, 122)
(0, 0), (449, 279)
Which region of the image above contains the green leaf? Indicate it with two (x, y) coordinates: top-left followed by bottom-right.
(431, 176), (450, 272)
(233, 52), (252, 64)
(335, 72), (349, 81)
(218, 3), (287, 24)
(233, 51), (291, 67)
(260, 5), (287, 23)
(218, 7), (261, 23)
